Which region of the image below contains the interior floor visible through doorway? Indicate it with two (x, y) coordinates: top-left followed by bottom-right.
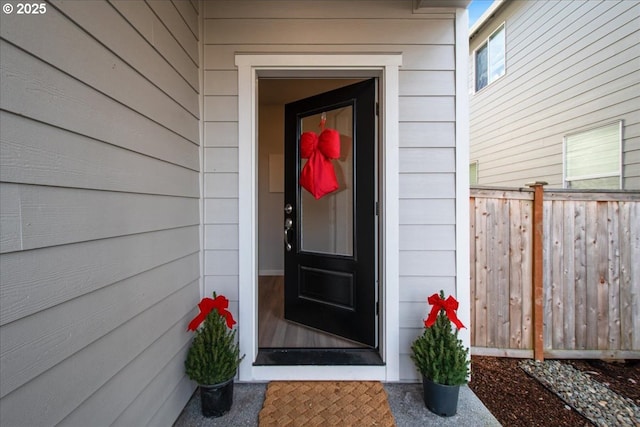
(258, 276), (362, 348)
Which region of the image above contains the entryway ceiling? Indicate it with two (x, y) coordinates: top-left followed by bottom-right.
(259, 79), (363, 105)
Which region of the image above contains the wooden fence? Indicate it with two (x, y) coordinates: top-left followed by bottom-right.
(470, 185), (640, 359)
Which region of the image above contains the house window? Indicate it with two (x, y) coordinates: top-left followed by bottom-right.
(564, 122), (622, 189)
(475, 24), (505, 92)
(470, 161), (478, 185)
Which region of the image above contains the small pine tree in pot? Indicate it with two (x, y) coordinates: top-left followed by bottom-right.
(185, 293), (244, 418)
(411, 290), (470, 417)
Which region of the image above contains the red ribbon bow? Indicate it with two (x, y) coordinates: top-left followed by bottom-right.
(424, 293), (465, 330)
(187, 295), (236, 331)
(299, 128), (341, 199)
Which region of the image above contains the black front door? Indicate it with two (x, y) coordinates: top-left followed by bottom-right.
(283, 79), (377, 347)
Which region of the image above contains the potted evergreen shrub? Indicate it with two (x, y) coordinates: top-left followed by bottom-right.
(185, 293), (244, 418)
(411, 290), (470, 417)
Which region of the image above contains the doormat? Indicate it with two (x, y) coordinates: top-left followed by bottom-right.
(258, 381), (396, 426)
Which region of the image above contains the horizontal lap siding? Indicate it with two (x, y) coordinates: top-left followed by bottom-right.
(469, 0), (640, 188)
(203, 0), (457, 381)
(202, 16), (238, 314)
(0, 1), (200, 425)
(0, 112), (198, 197)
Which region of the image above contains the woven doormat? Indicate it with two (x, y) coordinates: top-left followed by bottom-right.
(258, 381), (396, 426)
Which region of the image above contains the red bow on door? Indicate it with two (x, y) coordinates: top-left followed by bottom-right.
(299, 127), (341, 199)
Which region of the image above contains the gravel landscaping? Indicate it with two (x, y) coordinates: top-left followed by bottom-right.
(469, 356), (640, 427)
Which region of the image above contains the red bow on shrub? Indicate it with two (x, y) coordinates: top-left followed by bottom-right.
(299, 128), (341, 200)
(187, 295), (236, 331)
(425, 293), (465, 330)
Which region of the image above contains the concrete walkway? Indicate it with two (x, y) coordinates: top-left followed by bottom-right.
(173, 382), (501, 426)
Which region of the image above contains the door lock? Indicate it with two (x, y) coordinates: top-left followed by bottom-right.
(284, 204), (293, 214)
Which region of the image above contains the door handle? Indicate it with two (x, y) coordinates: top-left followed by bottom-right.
(284, 218), (293, 251)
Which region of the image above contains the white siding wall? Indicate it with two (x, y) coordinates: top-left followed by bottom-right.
(0, 1), (201, 425)
(203, 0), (459, 381)
(469, 0), (640, 188)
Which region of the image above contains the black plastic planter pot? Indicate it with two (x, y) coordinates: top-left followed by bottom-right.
(422, 376), (460, 417)
(199, 378), (234, 418)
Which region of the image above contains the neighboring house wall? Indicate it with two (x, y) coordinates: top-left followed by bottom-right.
(469, 0), (640, 189)
(0, 1), (201, 425)
(202, 0), (462, 381)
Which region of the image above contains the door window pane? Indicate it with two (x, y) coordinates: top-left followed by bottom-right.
(300, 107), (354, 256)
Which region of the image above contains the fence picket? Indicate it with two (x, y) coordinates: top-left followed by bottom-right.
(474, 197), (488, 348)
(551, 201), (564, 349)
(497, 198), (510, 348)
(608, 202), (620, 351)
(585, 202), (599, 350)
(470, 196), (477, 347)
(596, 201), (609, 350)
(509, 199), (523, 349)
(574, 200), (588, 350)
(562, 201), (576, 349)
(521, 199), (533, 350)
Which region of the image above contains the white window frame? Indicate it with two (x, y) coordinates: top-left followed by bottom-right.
(473, 23), (506, 92)
(563, 121), (623, 189)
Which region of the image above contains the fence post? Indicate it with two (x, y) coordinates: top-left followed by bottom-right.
(527, 181), (547, 361)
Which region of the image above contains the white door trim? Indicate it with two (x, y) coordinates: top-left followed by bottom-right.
(235, 53), (402, 381)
